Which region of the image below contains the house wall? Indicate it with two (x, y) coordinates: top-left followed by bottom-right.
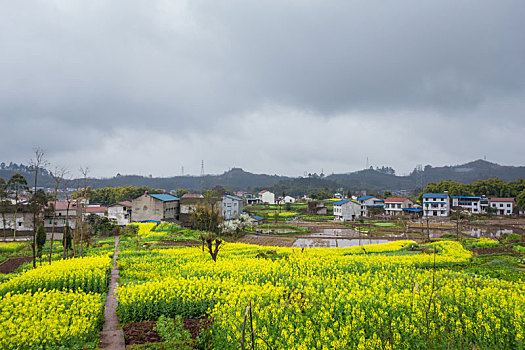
(385, 199), (413, 215)
(490, 201), (513, 215)
(423, 196), (450, 217)
(334, 202), (362, 221)
(0, 212), (34, 231)
(222, 197), (243, 219)
(261, 192), (275, 204)
(132, 194), (180, 221)
(108, 205), (131, 225)
(451, 198), (480, 214)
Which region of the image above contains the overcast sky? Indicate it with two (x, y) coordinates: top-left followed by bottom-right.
(1, 0), (524, 177)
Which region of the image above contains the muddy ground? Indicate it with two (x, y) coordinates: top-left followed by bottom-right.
(0, 256), (33, 274)
(123, 319), (210, 347)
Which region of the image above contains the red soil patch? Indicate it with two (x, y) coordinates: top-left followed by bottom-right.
(0, 257), (33, 274)
(122, 319), (211, 346)
(123, 321), (162, 345)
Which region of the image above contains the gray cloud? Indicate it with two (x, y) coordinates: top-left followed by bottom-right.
(0, 0), (524, 177)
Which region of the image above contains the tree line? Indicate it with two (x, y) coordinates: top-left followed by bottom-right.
(72, 185), (164, 205)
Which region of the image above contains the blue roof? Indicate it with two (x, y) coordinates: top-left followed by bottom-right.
(150, 194), (179, 202)
(253, 215), (263, 220)
(452, 196), (481, 199)
(358, 196), (374, 202)
(373, 199), (385, 202)
(402, 208), (423, 212)
(224, 195), (242, 201)
(333, 199), (350, 205)
(422, 193), (449, 199)
(366, 204), (384, 208)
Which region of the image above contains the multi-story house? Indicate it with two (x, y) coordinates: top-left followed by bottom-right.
(451, 196), (481, 214)
(489, 197), (515, 216)
(131, 192), (179, 222)
(258, 190), (275, 205)
(222, 195), (243, 219)
(333, 199), (363, 221)
(108, 201), (132, 225)
(422, 193), (450, 217)
(384, 197), (414, 216)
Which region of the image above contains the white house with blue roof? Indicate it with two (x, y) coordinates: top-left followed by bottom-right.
(451, 196), (482, 214)
(333, 199), (364, 221)
(132, 191), (180, 222)
(422, 192), (450, 217)
(222, 195), (243, 219)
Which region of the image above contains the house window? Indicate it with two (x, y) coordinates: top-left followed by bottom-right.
(507, 204), (511, 207)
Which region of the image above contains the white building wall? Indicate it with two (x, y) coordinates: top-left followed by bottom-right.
(260, 192), (275, 205)
(490, 201), (513, 215)
(107, 205), (132, 225)
(423, 196), (450, 217)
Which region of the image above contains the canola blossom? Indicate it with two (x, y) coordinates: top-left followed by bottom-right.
(0, 255), (111, 296)
(0, 241), (27, 253)
(117, 241), (524, 349)
(0, 289), (104, 349)
(128, 222), (158, 236)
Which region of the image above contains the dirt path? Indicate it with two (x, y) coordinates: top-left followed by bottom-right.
(0, 256), (33, 274)
(99, 236), (125, 350)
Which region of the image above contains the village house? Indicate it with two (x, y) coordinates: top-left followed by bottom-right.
(384, 197), (414, 216)
(179, 194), (221, 227)
(423, 193), (450, 217)
(44, 199), (83, 229)
(489, 197), (515, 216)
(333, 199), (363, 221)
(131, 192), (180, 222)
(283, 195), (296, 204)
(107, 201), (132, 225)
(308, 201), (327, 215)
(451, 196), (481, 214)
(222, 195), (243, 219)
(85, 205), (107, 217)
(258, 190), (275, 205)
(0, 212), (34, 232)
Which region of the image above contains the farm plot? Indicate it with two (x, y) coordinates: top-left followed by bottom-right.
(117, 240), (525, 349)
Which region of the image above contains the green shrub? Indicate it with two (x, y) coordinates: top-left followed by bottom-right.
(154, 315), (191, 343)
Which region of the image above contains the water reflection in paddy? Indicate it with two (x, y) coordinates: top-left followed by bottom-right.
(292, 238), (391, 248)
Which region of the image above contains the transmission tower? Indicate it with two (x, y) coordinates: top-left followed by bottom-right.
(200, 160), (204, 177)
(181, 166), (184, 176)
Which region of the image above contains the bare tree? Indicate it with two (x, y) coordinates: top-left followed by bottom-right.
(79, 167), (89, 257)
(29, 148), (49, 268)
(62, 176), (74, 259)
(7, 173), (28, 240)
(0, 178), (10, 240)
(49, 166), (67, 264)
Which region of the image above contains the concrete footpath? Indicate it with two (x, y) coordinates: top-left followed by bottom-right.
(99, 236), (126, 350)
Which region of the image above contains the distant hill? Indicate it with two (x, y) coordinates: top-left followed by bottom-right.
(1, 160), (525, 195)
(0, 166), (289, 193)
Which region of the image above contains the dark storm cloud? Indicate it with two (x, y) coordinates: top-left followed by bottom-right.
(0, 0), (524, 176)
